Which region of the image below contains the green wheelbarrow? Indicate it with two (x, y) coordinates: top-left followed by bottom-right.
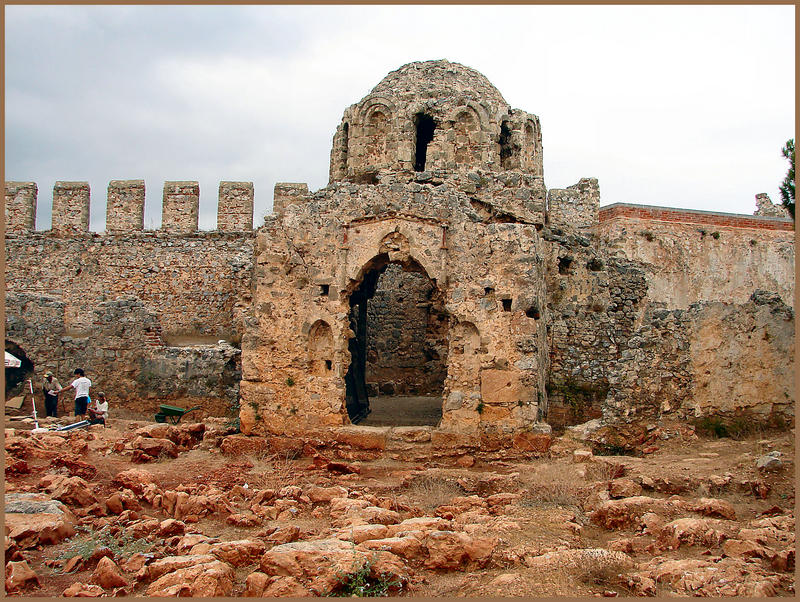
(154, 404), (202, 425)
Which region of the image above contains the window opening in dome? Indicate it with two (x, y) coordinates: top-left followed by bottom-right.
(414, 113), (436, 172)
(339, 122), (349, 177)
(499, 120), (516, 169)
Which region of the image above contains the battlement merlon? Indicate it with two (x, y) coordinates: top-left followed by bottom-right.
(218, 181), (254, 232)
(53, 181), (91, 235)
(273, 182), (310, 217)
(4, 181), (37, 233)
(108, 180), (145, 232)
(161, 181), (199, 233)
(547, 177), (600, 231)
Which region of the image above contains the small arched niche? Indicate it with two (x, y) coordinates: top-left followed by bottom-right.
(447, 321), (482, 390)
(366, 109), (390, 165)
(454, 109), (481, 166)
(308, 320), (334, 376)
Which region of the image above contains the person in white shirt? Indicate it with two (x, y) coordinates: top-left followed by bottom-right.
(88, 391), (108, 425)
(59, 368), (92, 420)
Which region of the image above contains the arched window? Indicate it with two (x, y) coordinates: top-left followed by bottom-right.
(339, 122), (349, 176)
(499, 120), (518, 169)
(414, 113), (436, 171)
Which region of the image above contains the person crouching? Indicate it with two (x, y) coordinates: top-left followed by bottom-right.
(88, 392), (108, 426)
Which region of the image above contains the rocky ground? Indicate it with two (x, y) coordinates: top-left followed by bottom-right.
(4, 413), (795, 597)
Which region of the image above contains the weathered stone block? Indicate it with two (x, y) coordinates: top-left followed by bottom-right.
(334, 426), (389, 450)
(480, 369), (524, 404)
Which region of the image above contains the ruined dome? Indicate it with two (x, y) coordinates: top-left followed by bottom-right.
(368, 60), (510, 114)
(329, 60), (543, 183)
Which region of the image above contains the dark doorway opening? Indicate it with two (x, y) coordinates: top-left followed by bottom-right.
(414, 113), (436, 172)
(345, 255), (447, 426)
(5, 341), (34, 397)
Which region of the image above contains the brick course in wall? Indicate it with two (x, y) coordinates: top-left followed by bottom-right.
(599, 203), (794, 231)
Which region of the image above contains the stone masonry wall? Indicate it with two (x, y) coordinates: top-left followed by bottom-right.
(544, 218), (795, 429)
(239, 173), (548, 437)
(5, 180), (256, 415)
(365, 264), (448, 396)
(547, 177), (600, 231)
(597, 207), (795, 309)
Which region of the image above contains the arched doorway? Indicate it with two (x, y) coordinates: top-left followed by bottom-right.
(5, 341), (34, 397)
(344, 247), (448, 426)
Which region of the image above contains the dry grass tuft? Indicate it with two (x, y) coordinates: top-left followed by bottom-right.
(247, 451), (302, 490)
(520, 462), (586, 510)
(402, 474), (465, 510)
(584, 460), (624, 483)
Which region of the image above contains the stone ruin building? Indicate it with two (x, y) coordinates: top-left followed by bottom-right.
(4, 60), (795, 456)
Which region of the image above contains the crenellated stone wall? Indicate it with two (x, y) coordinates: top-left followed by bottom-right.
(4, 179), (255, 413)
(5, 59), (794, 440)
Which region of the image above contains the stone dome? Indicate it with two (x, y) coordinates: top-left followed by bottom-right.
(367, 60), (510, 114)
(329, 60), (543, 183)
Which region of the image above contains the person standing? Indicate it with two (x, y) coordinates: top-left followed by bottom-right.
(60, 368), (92, 421)
(42, 371), (62, 418)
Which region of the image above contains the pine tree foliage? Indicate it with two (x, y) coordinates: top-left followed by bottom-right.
(779, 138), (794, 219)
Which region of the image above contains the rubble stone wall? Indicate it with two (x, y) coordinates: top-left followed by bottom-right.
(239, 175), (548, 437)
(547, 177), (600, 231)
(365, 264), (448, 396)
(544, 221), (795, 430)
(4, 180), (255, 413)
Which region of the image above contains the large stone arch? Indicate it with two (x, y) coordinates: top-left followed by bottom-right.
(344, 219), (446, 289)
(341, 232), (449, 426)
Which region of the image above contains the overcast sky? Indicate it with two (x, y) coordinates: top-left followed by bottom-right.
(4, 4), (795, 231)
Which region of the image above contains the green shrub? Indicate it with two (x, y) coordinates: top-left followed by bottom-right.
(327, 553), (403, 597)
(56, 526), (151, 570)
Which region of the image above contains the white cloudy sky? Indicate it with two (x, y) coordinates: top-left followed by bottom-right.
(4, 4), (795, 231)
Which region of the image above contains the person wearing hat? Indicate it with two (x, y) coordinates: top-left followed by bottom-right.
(42, 371), (62, 418)
(87, 391), (109, 425)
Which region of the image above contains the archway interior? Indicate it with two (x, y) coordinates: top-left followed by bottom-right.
(345, 254), (448, 425)
(5, 341), (34, 397)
